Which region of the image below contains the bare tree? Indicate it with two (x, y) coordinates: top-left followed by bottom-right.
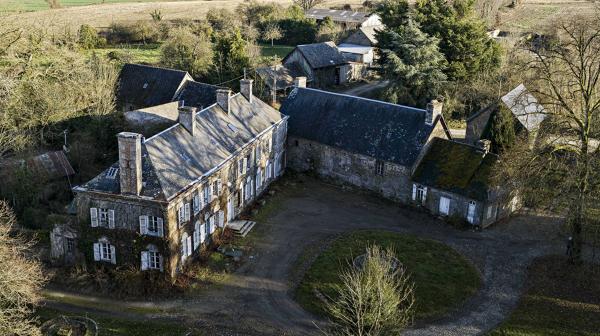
(263, 23), (283, 47)
(497, 17), (600, 263)
(46, 0), (62, 9)
(293, 0), (325, 11)
(323, 245), (415, 336)
(0, 201), (46, 336)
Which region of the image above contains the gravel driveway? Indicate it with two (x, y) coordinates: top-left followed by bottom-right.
(45, 175), (563, 335)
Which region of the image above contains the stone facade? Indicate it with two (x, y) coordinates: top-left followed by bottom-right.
(287, 136), (413, 202)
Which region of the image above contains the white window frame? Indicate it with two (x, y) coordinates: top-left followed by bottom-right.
(100, 242), (112, 261)
(439, 196), (451, 216)
(375, 160), (385, 176)
(177, 204), (185, 226)
(467, 201), (476, 224)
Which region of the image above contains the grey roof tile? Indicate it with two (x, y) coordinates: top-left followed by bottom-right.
(117, 64), (189, 108)
(280, 88), (435, 167)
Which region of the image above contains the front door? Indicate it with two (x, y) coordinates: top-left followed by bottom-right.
(439, 197), (450, 216)
(467, 201), (476, 224)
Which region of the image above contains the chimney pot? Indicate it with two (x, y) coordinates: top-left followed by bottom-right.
(117, 132), (143, 196)
(426, 98), (444, 125)
(240, 79), (253, 103)
(178, 105), (197, 136)
(293, 76), (307, 88)
(216, 89), (231, 114)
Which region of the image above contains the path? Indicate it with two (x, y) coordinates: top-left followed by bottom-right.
(44, 176), (563, 335)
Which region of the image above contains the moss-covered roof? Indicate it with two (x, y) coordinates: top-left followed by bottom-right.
(412, 138), (499, 201)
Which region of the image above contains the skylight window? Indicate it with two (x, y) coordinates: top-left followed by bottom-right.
(227, 123), (238, 133)
(106, 167), (119, 179)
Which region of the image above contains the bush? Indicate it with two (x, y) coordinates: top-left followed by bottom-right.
(78, 24), (105, 49)
(279, 18), (318, 45)
(447, 213), (470, 230)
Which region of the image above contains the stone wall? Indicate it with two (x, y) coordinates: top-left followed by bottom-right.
(287, 136), (413, 202)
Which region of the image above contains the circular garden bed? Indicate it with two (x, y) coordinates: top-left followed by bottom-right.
(295, 230), (482, 321)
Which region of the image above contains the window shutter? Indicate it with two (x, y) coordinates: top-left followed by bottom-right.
(412, 184), (417, 201)
(93, 243), (100, 261)
(217, 179), (222, 195)
(186, 236), (192, 256)
(209, 217), (215, 234)
(90, 208), (98, 227)
(139, 216), (148, 235)
(157, 218), (164, 237)
(218, 211), (225, 228)
(193, 222), (200, 249)
(110, 245), (116, 264)
(141, 251), (149, 271)
(422, 187), (428, 205)
(200, 224), (206, 243)
(243, 157), (248, 173)
(159, 255), (164, 272)
(108, 210), (115, 229)
(184, 203), (190, 221)
(181, 237), (186, 261)
(193, 195), (199, 214)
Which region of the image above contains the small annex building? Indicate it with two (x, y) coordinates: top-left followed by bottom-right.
(411, 138), (517, 227)
(282, 42), (356, 88)
(466, 84), (547, 146)
(282, 87), (450, 202)
(304, 8), (382, 28)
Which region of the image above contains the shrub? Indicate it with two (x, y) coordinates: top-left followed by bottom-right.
(447, 213), (470, 230)
(78, 24), (105, 49)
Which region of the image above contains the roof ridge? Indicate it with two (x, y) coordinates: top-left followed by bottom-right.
(297, 87), (426, 113)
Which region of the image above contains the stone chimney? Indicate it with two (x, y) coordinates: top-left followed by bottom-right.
(293, 76), (307, 88)
(178, 105), (197, 136)
(216, 89), (231, 114)
(425, 99), (444, 125)
(118, 132), (143, 196)
(476, 139), (492, 154)
(240, 79), (253, 103)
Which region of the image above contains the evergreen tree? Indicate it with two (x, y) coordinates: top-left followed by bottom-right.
(484, 104), (517, 153)
(377, 19), (447, 107)
(414, 0), (501, 82)
(213, 28), (251, 83)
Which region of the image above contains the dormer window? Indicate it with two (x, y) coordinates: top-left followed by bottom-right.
(106, 167), (119, 179)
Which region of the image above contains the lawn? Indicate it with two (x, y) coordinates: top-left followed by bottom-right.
(489, 255), (600, 336)
(89, 43), (162, 65)
(295, 230), (482, 320)
(36, 307), (202, 336)
(259, 43), (294, 60)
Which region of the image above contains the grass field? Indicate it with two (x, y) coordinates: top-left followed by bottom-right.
(36, 307), (202, 336)
(489, 255), (600, 336)
(0, 0), (196, 12)
(295, 230), (482, 321)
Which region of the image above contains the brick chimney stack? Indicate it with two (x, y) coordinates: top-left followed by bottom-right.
(118, 132), (143, 196)
(240, 79), (253, 103)
(425, 98), (444, 125)
(293, 76), (307, 88)
(178, 105), (197, 136)
(216, 89), (231, 114)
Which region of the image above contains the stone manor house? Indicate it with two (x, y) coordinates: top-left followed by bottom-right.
(71, 64), (516, 278)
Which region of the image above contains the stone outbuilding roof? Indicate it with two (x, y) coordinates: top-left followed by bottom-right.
(285, 42), (348, 69)
(501, 84), (546, 132)
(305, 8), (376, 24)
(0, 150), (75, 180)
(412, 138), (498, 202)
(343, 26), (381, 46)
(117, 63), (190, 109)
(174, 81), (223, 109)
(81, 93), (286, 201)
(280, 88), (440, 167)
(256, 64), (310, 90)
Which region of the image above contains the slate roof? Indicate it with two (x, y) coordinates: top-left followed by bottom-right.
(174, 81), (222, 109)
(305, 8), (376, 24)
(256, 64), (310, 90)
(412, 138), (498, 201)
(343, 26), (381, 46)
(81, 94), (286, 201)
(0, 151), (75, 180)
(286, 42), (348, 69)
(501, 84), (546, 132)
(280, 88), (438, 167)
(117, 64), (189, 109)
